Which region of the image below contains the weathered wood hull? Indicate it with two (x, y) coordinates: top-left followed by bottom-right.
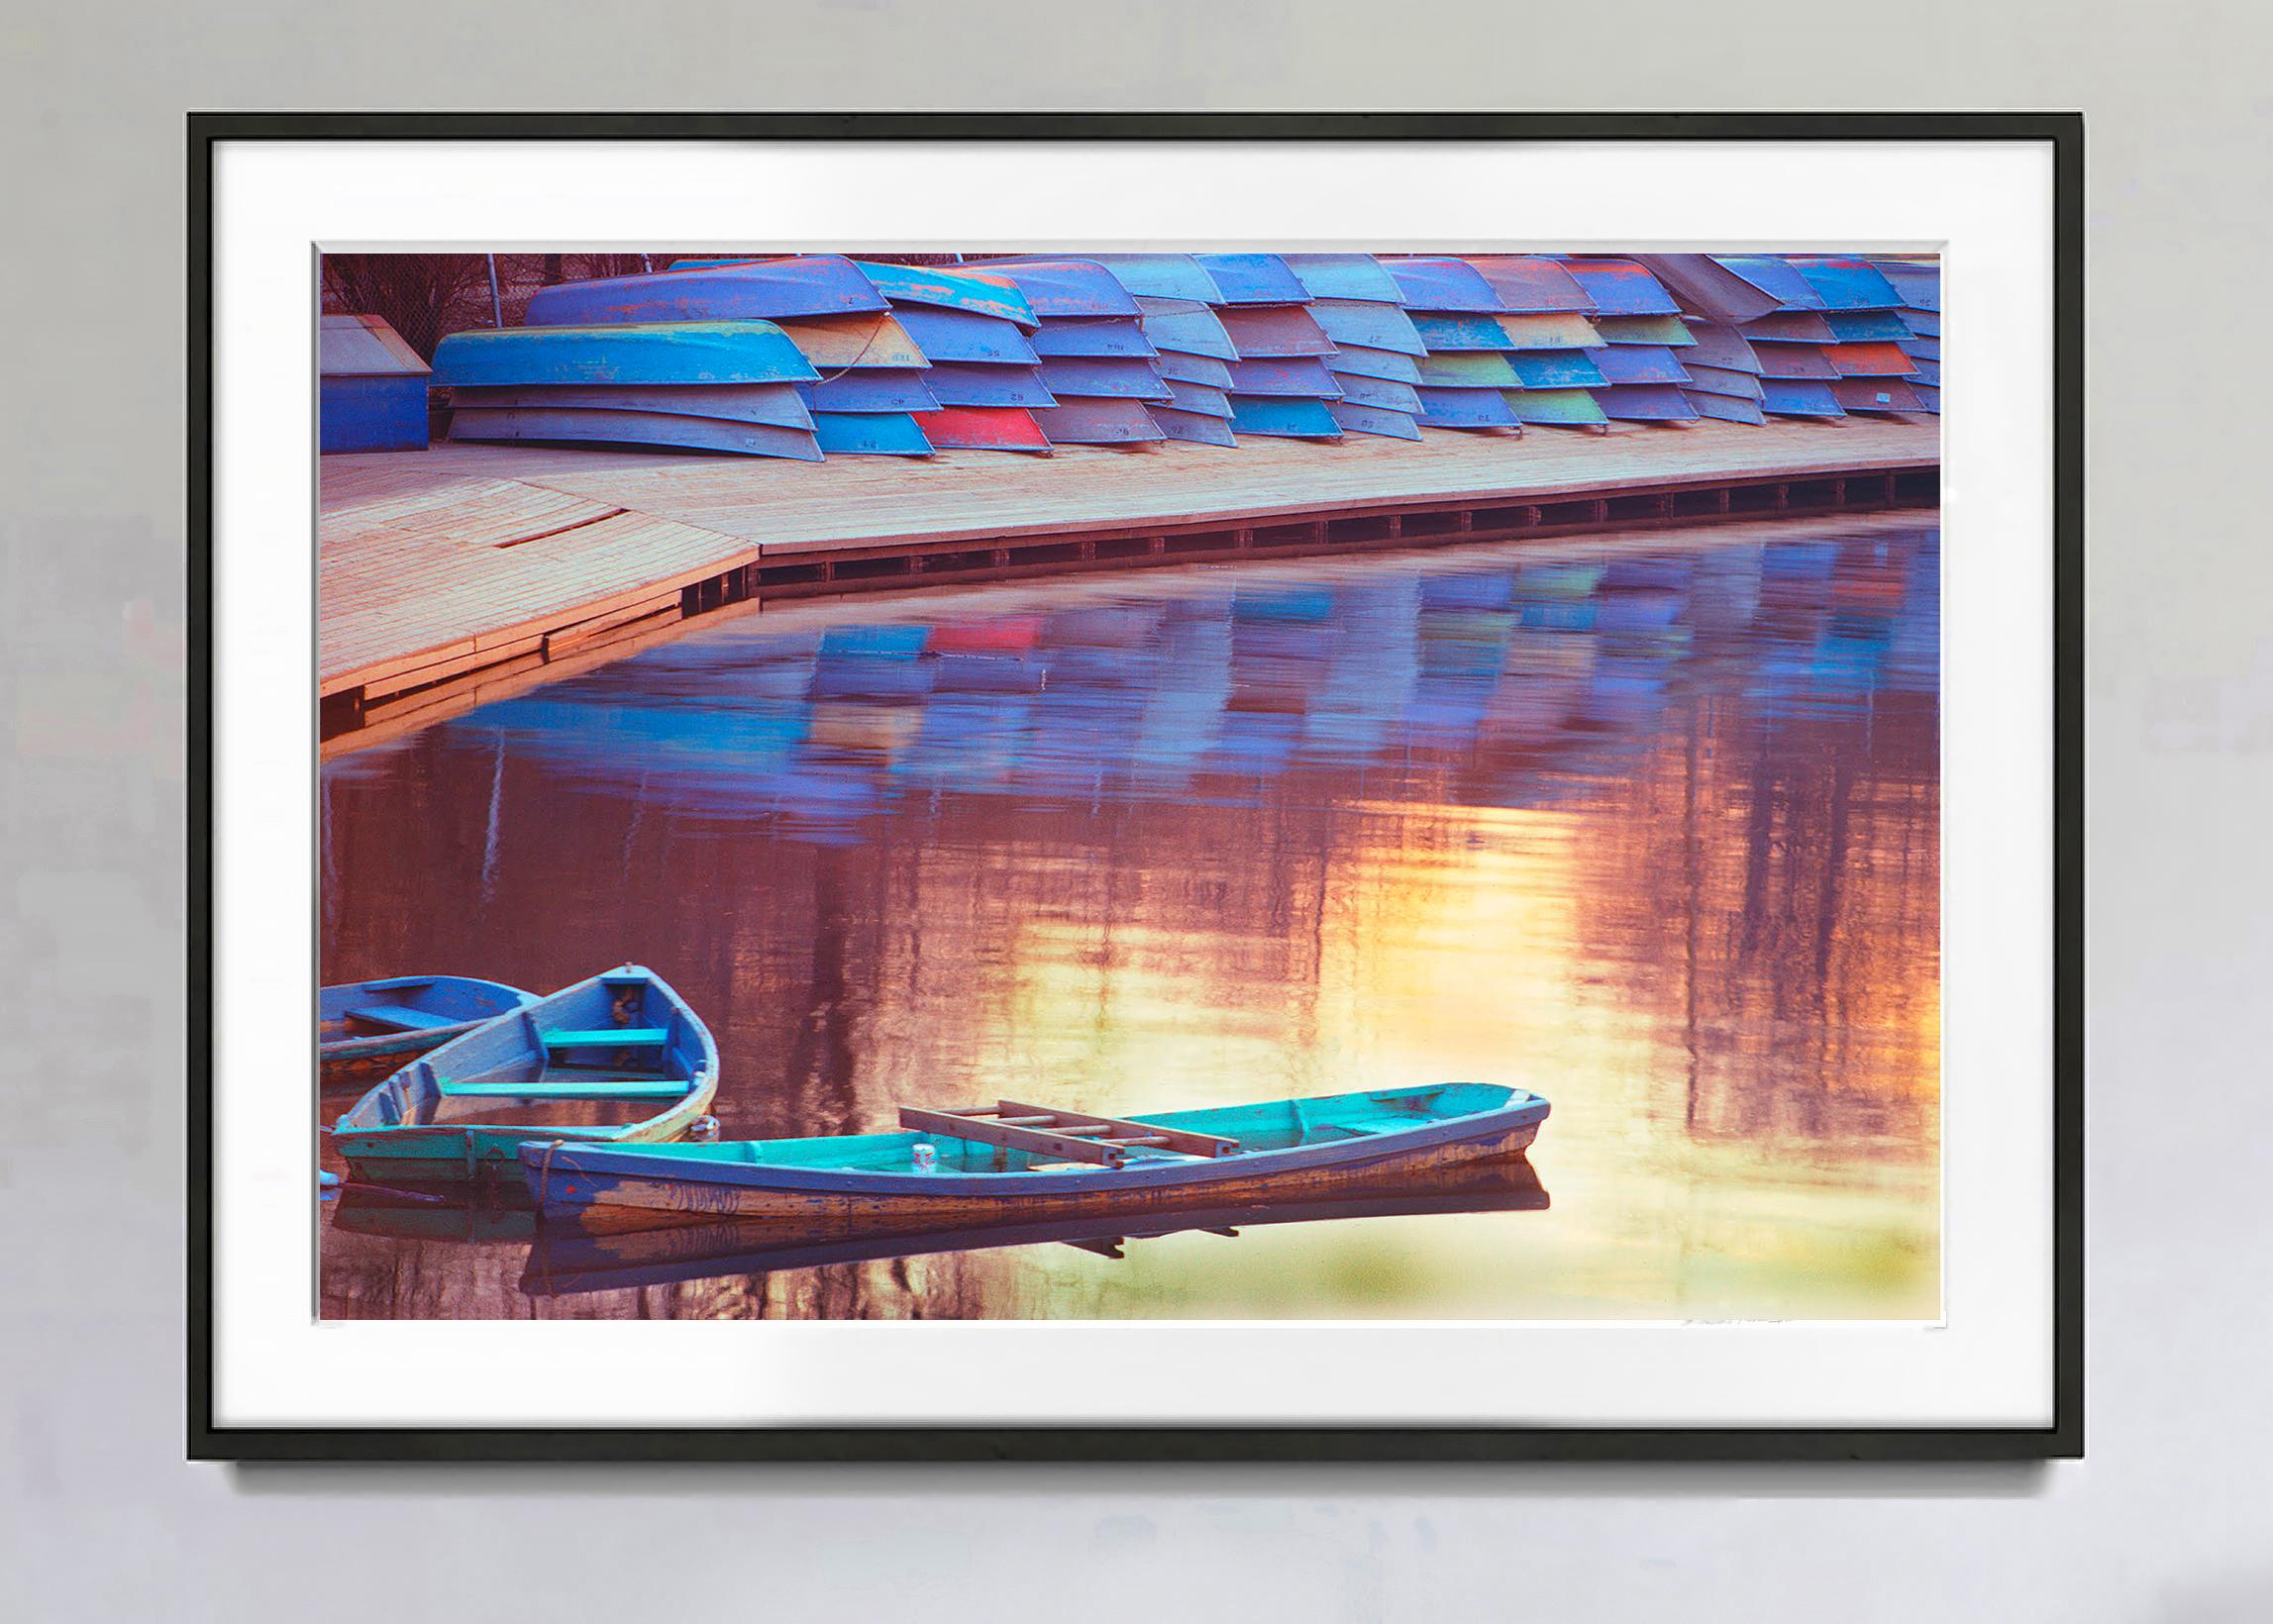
(526, 1105), (1546, 1235)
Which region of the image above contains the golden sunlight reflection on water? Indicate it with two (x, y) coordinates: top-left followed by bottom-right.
(321, 512), (1939, 1321)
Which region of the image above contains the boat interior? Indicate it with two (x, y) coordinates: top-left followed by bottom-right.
(319, 975), (524, 1043)
(591, 1083), (1524, 1174)
(338, 972), (705, 1130)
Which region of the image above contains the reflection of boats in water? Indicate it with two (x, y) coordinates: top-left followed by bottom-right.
(520, 1083), (1549, 1234)
(519, 1153), (1550, 1298)
(330, 1183), (540, 1245)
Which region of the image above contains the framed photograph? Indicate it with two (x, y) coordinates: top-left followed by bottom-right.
(190, 112), (2081, 1461)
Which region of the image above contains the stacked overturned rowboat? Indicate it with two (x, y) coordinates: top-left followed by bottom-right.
(407, 252), (1937, 460)
(322, 964), (1552, 1235)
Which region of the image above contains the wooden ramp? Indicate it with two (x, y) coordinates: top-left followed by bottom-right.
(319, 418), (1937, 739)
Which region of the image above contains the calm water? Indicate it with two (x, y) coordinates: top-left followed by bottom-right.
(320, 512), (1940, 1321)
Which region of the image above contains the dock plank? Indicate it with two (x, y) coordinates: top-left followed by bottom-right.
(318, 420), (1935, 707)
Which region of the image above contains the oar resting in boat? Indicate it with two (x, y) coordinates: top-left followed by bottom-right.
(518, 1083), (1550, 1234)
(331, 965), (719, 1190)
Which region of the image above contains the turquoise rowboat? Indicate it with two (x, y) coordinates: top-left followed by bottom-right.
(319, 974), (535, 1090)
(332, 965), (718, 1189)
(519, 1083), (1550, 1234)
(431, 321), (818, 388)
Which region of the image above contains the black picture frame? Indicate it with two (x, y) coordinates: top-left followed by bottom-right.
(189, 110), (2083, 1464)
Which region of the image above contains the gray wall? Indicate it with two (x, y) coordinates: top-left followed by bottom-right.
(3, 5), (2266, 1619)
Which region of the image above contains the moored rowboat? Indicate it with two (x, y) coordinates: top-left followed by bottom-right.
(319, 975), (535, 1089)
(520, 1083), (1550, 1233)
(332, 965), (718, 1189)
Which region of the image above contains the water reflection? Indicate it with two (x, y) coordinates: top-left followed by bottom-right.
(322, 512), (1940, 1322)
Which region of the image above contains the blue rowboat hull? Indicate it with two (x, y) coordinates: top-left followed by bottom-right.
(521, 1083), (1551, 1232)
(1711, 254), (1829, 310)
(1148, 407), (1239, 447)
(1135, 300), (1238, 360)
(1325, 346), (1423, 385)
(1591, 384), (1699, 421)
(1330, 373), (1422, 414)
(333, 965), (721, 1190)
(1558, 258), (1683, 316)
(1414, 387), (1522, 429)
(449, 382), (814, 428)
(1162, 379), (1232, 418)
(526, 258), (889, 325)
(1281, 253), (1406, 304)
(974, 258), (1142, 318)
(1153, 351), (1235, 389)
(432, 322), (819, 388)
(1590, 345), (1694, 386)
(1409, 312), (1521, 352)
(320, 975), (537, 1089)
(1080, 253), (1226, 303)
(922, 363), (1058, 408)
(320, 374), (429, 453)
(1309, 300), (1427, 355)
(1872, 258), (1941, 312)
(798, 371), (940, 414)
(1214, 306), (1335, 357)
(1687, 390), (1768, 425)
(522, 1154), (1550, 1295)
(1226, 396), (1342, 440)
(1028, 317), (1160, 358)
(1384, 257), (1506, 314)
(851, 260), (1038, 327)
(810, 412), (937, 457)
(1624, 254), (1786, 326)
(1223, 356), (1339, 397)
(442, 404), (820, 457)
(1760, 378), (1848, 417)
(1821, 310), (1912, 344)
(890, 306), (1042, 365)
(448, 407), (824, 459)
(1190, 253), (1310, 306)
(1036, 357), (1171, 401)
(1508, 350), (1609, 389)
(1031, 397), (1166, 444)
(1327, 402), (1421, 441)
(1458, 256), (1594, 315)
(1790, 256), (1906, 311)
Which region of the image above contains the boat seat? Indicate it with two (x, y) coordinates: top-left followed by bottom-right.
(446, 1076), (689, 1099)
(542, 1028), (669, 1051)
(342, 1003), (462, 1033)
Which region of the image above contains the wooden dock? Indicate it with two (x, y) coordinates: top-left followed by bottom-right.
(319, 418), (1937, 740)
